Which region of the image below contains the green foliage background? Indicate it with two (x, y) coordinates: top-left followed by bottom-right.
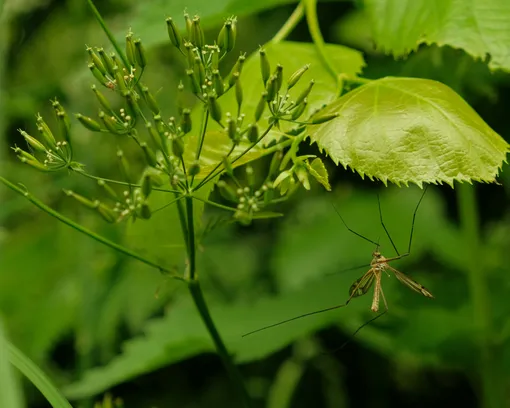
(1, 0), (510, 407)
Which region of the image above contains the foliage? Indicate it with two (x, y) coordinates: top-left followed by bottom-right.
(1, 1), (509, 408)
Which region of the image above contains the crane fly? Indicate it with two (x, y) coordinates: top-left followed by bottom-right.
(242, 186), (433, 339)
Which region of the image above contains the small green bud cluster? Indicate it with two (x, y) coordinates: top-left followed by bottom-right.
(13, 100), (78, 172)
(256, 49), (338, 127)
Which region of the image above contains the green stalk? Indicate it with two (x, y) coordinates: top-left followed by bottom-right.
(181, 198), (253, 407)
(457, 183), (502, 408)
(187, 281), (253, 407)
(270, 2), (305, 44)
(303, 0), (339, 88)
(0, 176), (182, 279)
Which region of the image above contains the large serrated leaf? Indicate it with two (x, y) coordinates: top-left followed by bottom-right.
(364, 0), (510, 71)
(307, 77), (509, 186)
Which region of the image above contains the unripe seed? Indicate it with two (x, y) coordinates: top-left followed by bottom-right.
(226, 118), (237, 142)
(21, 157), (48, 171)
(217, 19), (236, 53)
(166, 17), (182, 49)
(247, 123), (258, 144)
(217, 180), (237, 202)
(273, 64), (283, 94)
(91, 85), (113, 113)
(188, 160), (200, 176)
(125, 34), (136, 66)
(114, 67), (127, 93)
(265, 75), (277, 102)
(235, 79), (243, 112)
(180, 109), (192, 134)
(133, 39), (147, 68)
(75, 113), (102, 132)
(184, 41), (194, 67)
(146, 122), (163, 150)
(36, 116), (57, 148)
(186, 69), (201, 95)
(295, 80), (315, 107)
(123, 91), (139, 120)
(223, 156), (233, 176)
(269, 150), (283, 178)
(228, 71), (240, 89)
(87, 47), (106, 75)
(142, 174), (152, 198)
(172, 137), (184, 157)
(259, 48), (270, 84)
(19, 130), (46, 152)
(191, 16), (205, 48)
(64, 190), (98, 209)
(291, 98), (307, 120)
(97, 48), (115, 76)
(255, 92), (267, 122)
(212, 70), (224, 97)
(97, 203), (117, 223)
(14, 148), (37, 162)
(194, 56), (206, 85)
(89, 63), (108, 86)
(287, 64), (310, 90)
(98, 179), (119, 200)
(56, 110), (72, 145)
(142, 86), (160, 115)
(184, 13), (193, 39)
(139, 202), (152, 219)
(310, 112), (339, 124)
(140, 142), (158, 167)
(117, 150), (131, 183)
(208, 95), (222, 123)
(99, 111), (121, 134)
(245, 165), (255, 187)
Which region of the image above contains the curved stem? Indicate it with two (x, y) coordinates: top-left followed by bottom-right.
(77, 171), (181, 194)
(0, 176), (182, 280)
(457, 184), (502, 408)
(304, 0), (339, 88)
(271, 2), (305, 44)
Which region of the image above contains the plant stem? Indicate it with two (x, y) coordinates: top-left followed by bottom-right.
(185, 197), (197, 280)
(0, 176), (182, 279)
(304, 0), (339, 88)
(271, 2), (305, 44)
(457, 183), (502, 408)
(187, 280), (253, 407)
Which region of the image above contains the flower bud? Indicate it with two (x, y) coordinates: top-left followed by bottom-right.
(75, 114), (102, 132)
(295, 80), (315, 107)
(180, 109), (192, 134)
(247, 123), (258, 144)
(125, 34), (136, 66)
(166, 17), (182, 49)
(19, 130), (45, 152)
(133, 39), (147, 68)
(287, 64), (309, 90)
(255, 92), (267, 122)
(208, 95), (222, 123)
(191, 16), (205, 48)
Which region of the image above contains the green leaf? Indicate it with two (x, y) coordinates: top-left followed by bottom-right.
(0, 319), (24, 408)
(306, 158), (331, 191)
(307, 77), (509, 186)
(8, 342), (73, 408)
(365, 0), (510, 71)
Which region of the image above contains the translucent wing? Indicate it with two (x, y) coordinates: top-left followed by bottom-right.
(349, 269), (375, 298)
(387, 266), (434, 298)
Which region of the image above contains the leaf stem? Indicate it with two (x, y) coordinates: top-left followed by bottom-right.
(303, 0), (339, 88)
(185, 196), (197, 280)
(77, 171), (181, 194)
(192, 195), (238, 213)
(0, 176), (182, 279)
(457, 183), (502, 408)
(271, 2), (305, 44)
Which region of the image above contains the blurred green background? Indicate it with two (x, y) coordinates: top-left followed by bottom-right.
(1, 1), (510, 407)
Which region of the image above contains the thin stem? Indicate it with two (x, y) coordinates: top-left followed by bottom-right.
(192, 195), (238, 213)
(78, 171), (181, 193)
(194, 144), (236, 190)
(457, 183), (502, 408)
(0, 176), (182, 280)
(187, 281), (253, 407)
(304, 0), (339, 88)
(191, 107), (210, 186)
(185, 196), (197, 280)
(271, 3), (305, 44)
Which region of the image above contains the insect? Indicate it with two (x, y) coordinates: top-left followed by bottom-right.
(243, 186), (433, 338)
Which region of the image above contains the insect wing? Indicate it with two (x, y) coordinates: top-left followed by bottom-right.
(349, 270), (375, 298)
(388, 266), (434, 298)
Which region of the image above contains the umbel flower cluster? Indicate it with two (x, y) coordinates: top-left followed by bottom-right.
(12, 13), (336, 225)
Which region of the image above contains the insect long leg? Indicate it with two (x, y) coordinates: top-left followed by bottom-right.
(377, 194), (400, 256)
(405, 185), (428, 255)
(332, 203), (379, 247)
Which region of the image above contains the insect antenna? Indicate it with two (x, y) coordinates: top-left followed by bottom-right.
(242, 303), (348, 337)
(332, 203), (379, 247)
